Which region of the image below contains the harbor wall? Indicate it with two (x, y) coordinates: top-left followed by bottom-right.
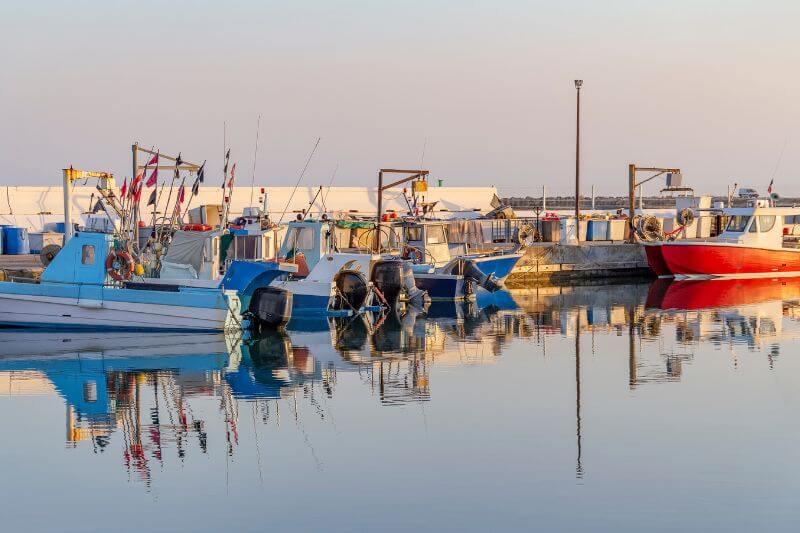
(508, 242), (650, 284)
(0, 185), (497, 232)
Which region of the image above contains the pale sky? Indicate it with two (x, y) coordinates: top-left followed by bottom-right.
(2, 0), (799, 196)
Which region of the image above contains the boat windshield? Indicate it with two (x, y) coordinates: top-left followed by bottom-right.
(726, 215), (751, 233)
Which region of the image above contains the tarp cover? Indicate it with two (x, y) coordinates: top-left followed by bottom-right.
(163, 230), (210, 274)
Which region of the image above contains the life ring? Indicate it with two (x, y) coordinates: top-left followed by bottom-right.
(183, 224), (212, 232)
(106, 250), (134, 281)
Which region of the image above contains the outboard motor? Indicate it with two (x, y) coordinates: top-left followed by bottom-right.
(247, 286), (293, 329)
(456, 259), (502, 293)
(401, 261), (430, 308)
(333, 269), (369, 311)
(371, 259), (405, 308)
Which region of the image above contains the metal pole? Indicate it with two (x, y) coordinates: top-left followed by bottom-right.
(591, 184), (595, 210)
(628, 164), (636, 242)
(63, 168), (74, 243)
(375, 170), (383, 253)
(575, 80), (582, 221)
(542, 184), (546, 211)
(131, 144), (139, 251)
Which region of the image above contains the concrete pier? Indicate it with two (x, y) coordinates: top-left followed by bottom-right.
(508, 242), (651, 285)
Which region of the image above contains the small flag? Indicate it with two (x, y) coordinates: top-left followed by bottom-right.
(178, 185), (186, 204)
(197, 161), (205, 183)
(191, 177), (200, 196)
(120, 177), (128, 198)
(175, 153), (183, 167)
(146, 189), (157, 206)
(146, 153), (159, 187)
(130, 173), (143, 197)
(133, 182), (143, 203)
(223, 149), (230, 173)
(146, 167), (158, 187)
(227, 163), (236, 189)
(768, 179), (774, 194)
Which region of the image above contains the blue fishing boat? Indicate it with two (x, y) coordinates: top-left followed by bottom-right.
(392, 220), (523, 300)
(0, 231), (245, 331)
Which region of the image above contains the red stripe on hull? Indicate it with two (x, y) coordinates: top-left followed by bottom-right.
(644, 244), (671, 276)
(661, 244), (800, 276)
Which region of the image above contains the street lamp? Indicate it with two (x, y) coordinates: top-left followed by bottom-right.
(574, 80), (583, 222)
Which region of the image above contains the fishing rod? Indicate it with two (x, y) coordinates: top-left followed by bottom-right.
(277, 137), (321, 225)
(301, 186), (324, 221)
(321, 163), (339, 214)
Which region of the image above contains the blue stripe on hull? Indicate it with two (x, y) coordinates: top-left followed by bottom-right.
(290, 293), (333, 317)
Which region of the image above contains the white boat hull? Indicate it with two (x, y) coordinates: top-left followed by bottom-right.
(0, 292), (239, 331)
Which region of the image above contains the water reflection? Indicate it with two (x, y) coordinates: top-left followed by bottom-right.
(2, 280), (800, 493)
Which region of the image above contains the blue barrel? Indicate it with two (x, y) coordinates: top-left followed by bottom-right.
(3, 227), (30, 255)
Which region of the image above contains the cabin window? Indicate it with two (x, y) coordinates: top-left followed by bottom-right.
(81, 245), (95, 265)
(758, 216), (777, 233)
(427, 225), (447, 244)
(726, 215), (751, 233)
(286, 226), (315, 252)
(406, 226), (423, 242)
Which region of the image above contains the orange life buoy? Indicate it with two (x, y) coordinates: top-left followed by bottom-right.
(106, 250), (134, 282)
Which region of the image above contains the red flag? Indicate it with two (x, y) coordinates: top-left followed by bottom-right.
(133, 182), (143, 203)
(178, 185), (185, 204)
(146, 168), (158, 187)
(129, 173), (143, 197)
(146, 153), (159, 187)
(227, 163), (236, 189)
(120, 177), (128, 198)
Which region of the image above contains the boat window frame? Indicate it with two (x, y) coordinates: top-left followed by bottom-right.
(81, 245), (95, 265)
(758, 215), (777, 233)
(748, 218), (758, 233)
(725, 215), (752, 233)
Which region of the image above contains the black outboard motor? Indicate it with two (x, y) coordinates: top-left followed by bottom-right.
(401, 261), (430, 308)
(371, 259), (405, 308)
(457, 259), (502, 293)
(247, 286), (293, 329)
(333, 269), (369, 311)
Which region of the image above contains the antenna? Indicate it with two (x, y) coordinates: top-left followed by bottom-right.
(250, 114), (262, 207)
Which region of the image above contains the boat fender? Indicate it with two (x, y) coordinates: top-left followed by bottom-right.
(106, 250), (134, 282)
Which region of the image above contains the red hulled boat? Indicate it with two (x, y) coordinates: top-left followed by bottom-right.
(644, 206), (800, 278)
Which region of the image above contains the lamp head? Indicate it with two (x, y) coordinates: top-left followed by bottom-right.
(574, 80), (583, 89)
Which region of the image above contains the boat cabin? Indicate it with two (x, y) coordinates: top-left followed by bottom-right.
(712, 206), (799, 249)
(41, 231), (114, 285)
(393, 221), (459, 267)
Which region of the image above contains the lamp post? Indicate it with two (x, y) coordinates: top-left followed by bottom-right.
(574, 80), (583, 222)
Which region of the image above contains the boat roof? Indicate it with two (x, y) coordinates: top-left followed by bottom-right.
(698, 206), (800, 216)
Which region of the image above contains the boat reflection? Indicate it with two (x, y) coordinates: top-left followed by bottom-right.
(0, 291), (528, 484)
(7, 282), (798, 488)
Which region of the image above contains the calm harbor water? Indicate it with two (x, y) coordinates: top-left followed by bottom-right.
(2, 280), (800, 531)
